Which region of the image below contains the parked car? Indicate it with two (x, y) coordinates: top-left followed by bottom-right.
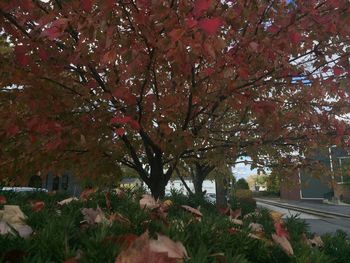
(0, 187), (48, 193)
(205, 193), (216, 203)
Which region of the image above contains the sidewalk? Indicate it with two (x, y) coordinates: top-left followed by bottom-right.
(256, 197), (350, 216)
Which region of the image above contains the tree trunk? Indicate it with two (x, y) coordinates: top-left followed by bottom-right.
(215, 177), (227, 208)
(192, 163), (214, 197)
(193, 175), (204, 197)
(149, 177), (166, 199)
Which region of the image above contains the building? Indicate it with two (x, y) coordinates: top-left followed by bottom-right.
(280, 147), (350, 202)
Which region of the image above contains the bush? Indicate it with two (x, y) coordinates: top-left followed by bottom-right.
(235, 178), (250, 190)
(230, 189), (257, 215)
(0, 190), (348, 263)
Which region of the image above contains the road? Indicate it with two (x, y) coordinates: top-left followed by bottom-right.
(256, 201), (350, 237)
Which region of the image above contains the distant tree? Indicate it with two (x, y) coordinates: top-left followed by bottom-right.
(235, 178), (249, 190)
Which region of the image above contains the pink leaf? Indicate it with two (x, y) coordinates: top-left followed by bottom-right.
(14, 46), (29, 66)
(289, 31), (301, 44)
(115, 128), (125, 136)
(194, 0), (211, 17)
(198, 17), (222, 35)
(81, 0), (94, 12)
(42, 19), (69, 40)
(333, 66), (343, 76)
(249, 42), (259, 52)
(186, 16), (198, 28)
(110, 116), (132, 125)
(274, 222), (290, 239)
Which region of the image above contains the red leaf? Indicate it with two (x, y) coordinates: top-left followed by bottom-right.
(0, 195), (6, 205)
(129, 119), (141, 130)
(80, 188), (97, 201)
(198, 17), (222, 35)
(274, 222), (290, 239)
(38, 48), (49, 61)
(289, 31), (301, 44)
(42, 19), (69, 40)
(169, 28), (185, 43)
(186, 16), (198, 28)
(249, 42), (259, 52)
(333, 66), (343, 76)
(194, 0), (211, 17)
(31, 201), (45, 212)
(6, 125), (20, 136)
(115, 128), (125, 136)
(14, 46), (29, 66)
(110, 116), (132, 125)
(81, 0), (94, 12)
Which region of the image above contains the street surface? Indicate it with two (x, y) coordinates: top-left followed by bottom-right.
(256, 201), (350, 237)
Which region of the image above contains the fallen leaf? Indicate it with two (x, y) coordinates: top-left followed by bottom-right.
(270, 211), (284, 223)
(230, 218), (243, 225)
(80, 188), (97, 201)
(230, 208), (241, 220)
(115, 232), (188, 263)
(149, 233), (188, 259)
(249, 223), (263, 233)
(58, 197), (79, 205)
(81, 206), (108, 225)
(272, 233), (294, 256)
(274, 222), (289, 239)
(31, 201), (45, 212)
(304, 234), (324, 247)
(181, 205), (203, 218)
(0, 205), (33, 238)
(0, 221), (12, 235)
(109, 212), (131, 225)
(0, 195), (6, 205)
(162, 199), (173, 209)
(140, 194), (160, 210)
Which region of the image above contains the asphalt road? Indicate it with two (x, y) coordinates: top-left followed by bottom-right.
(256, 201), (350, 237)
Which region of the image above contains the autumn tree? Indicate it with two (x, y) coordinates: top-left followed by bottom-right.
(0, 0), (349, 198)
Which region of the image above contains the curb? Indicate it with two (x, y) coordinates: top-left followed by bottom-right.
(255, 198), (350, 219)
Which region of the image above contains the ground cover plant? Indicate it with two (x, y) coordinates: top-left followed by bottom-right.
(1, 189), (349, 263)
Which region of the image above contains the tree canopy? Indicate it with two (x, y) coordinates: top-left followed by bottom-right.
(0, 0), (349, 197)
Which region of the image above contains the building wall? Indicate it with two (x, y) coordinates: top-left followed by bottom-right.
(280, 171), (300, 200)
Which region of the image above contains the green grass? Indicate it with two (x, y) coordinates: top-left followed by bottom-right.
(0, 190), (349, 263)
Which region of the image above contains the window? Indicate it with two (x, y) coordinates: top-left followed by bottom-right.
(336, 157), (350, 184)
(61, 174), (69, 190)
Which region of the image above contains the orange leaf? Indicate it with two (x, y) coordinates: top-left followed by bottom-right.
(0, 195), (6, 205)
(31, 201), (45, 212)
(80, 188), (97, 201)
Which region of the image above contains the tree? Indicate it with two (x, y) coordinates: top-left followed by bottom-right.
(235, 178), (249, 190)
(0, 0), (349, 198)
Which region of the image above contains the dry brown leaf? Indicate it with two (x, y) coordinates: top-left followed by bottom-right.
(230, 208), (241, 220)
(80, 188), (98, 201)
(81, 206), (108, 225)
(230, 218), (243, 225)
(249, 223), (264, 233)
(109, 212), (131, 225)
(270, 211), (284, 223)
(307, 235), (324, 247)
(149, 233), (188, 259)
(58, 197), (79, 205)
(0, 221), (12, 235)
(139, 194), (160, 210)
(0, 205), (33, 238)
(272, 233), (294, 256)
(181, 205), (203, 218)
(115, 232), (187, 263)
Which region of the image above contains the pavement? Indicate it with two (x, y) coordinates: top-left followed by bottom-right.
(256, 198), (350, 238)
(257, 197), (350, 216)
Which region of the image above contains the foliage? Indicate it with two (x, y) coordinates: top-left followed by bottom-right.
(236, 178), (250, 190)
(230, 189), (257, 216)
(1, 1), (350, 198)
